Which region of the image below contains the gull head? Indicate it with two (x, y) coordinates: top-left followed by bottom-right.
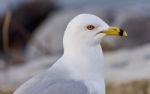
(63, 14), (127, 50)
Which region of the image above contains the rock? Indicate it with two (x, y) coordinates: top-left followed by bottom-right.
(105, 44), (150, 94)
(106, 79), (150, 94)
(105, 44), (150, 81)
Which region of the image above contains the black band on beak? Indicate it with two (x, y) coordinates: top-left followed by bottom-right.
(119, 29), (124, 36)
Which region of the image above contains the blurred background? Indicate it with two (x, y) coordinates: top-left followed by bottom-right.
(0, 0), (150, 94)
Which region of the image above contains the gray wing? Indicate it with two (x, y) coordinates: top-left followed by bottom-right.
(13, 72), (89, 94)
(41, 80), (89, 94)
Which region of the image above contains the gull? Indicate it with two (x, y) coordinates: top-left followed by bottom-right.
(13, 14), (127, 94)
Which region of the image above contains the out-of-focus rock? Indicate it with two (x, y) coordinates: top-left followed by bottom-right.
(13, 0), (58, 32)
(105, 44), (150, 94)
(105, 44), (150, 81)
(106, 79), (150, 94)
(0, 0), (58, 49)
(0, 0), (58, 67)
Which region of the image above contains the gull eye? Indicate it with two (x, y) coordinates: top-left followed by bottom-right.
(87, 25), (95, 30)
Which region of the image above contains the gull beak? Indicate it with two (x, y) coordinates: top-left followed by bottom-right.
(97, 27), (128, 36)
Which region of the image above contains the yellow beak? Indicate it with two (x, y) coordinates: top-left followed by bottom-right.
(98, 27), (128, 36)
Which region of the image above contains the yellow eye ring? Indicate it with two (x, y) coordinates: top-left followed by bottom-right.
(87, 25), (95, 30)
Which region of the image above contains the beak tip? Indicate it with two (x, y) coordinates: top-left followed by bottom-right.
(123, 31), (128, 37)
